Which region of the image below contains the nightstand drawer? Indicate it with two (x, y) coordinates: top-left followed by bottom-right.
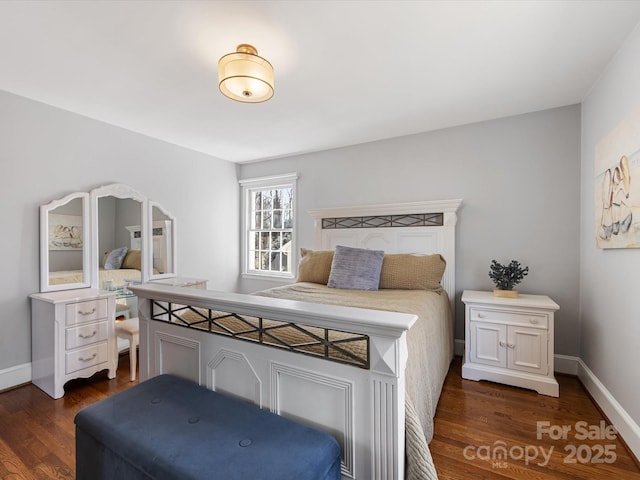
(66, 299), (108, 325)
(470, 307), (548, 329)
(65, 342), (108, 374)
(65, 321), (108, 350)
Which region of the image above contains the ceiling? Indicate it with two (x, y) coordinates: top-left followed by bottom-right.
(1, 1), (640, 164)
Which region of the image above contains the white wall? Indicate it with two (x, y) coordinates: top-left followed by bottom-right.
(0, 89), (239, 372)
(580, 24), (640, 425)
(239, 106), (581, 355)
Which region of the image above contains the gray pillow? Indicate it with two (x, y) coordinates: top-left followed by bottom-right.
(104, 246), (128, 270)
(327, 245), (385, 291)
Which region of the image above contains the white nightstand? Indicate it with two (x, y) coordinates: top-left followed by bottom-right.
(461, 290), (560, 397)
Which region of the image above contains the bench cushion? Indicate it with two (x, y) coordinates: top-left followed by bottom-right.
(75, 374), (341, 480)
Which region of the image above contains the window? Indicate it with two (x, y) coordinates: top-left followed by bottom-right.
(240, 173), (297, 278)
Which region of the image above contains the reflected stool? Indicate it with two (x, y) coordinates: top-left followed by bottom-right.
(115, 317), (139, 381)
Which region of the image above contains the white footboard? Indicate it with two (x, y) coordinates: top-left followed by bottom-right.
(131, 283), (416, 480)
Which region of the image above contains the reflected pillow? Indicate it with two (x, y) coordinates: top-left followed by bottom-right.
(296, 248), (334, 284)
(122, 249), (142, 270)
(104, 247), (128, 270)
(379, 253), (446, 292)
(327, 245), (384, 291)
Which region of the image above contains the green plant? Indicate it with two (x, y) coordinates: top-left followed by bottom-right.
(488, 260), (529, 290)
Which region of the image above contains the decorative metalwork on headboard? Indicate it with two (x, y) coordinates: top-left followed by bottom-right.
(322, 213), (443, 229)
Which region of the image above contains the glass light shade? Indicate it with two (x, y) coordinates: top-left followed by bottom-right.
(218, 44), (274, 103)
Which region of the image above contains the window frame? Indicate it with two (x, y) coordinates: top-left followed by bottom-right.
(239, 173), (298, 280)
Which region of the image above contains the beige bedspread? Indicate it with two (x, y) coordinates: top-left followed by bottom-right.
(254, 282), (453, 479)
(49, 268), (142, 287)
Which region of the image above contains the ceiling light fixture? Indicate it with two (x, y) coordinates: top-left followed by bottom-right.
(218, 44), (274, 103)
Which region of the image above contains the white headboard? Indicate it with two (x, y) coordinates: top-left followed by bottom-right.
(308, 199), (462, 314)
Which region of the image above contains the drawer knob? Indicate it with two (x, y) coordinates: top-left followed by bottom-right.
(507, 342), (515, 349)
(79, 308), (97, 316)
(78, 331), (97, 339)
(499, 340), (506, 347)
(477, 313), (485, 319)
(78, 353), (98, 362)
(529, 318), (539, 324)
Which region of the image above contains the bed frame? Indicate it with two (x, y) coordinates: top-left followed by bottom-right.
(131, 199), (461, 480)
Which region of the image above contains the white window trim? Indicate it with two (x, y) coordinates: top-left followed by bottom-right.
(239, 173), (298, 280)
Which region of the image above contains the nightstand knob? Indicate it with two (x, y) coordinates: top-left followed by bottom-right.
(529, 317), (539, 324)
(477, 313), (485, 319)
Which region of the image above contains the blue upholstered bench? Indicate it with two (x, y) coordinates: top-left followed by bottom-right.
(75, 374), (341, 480)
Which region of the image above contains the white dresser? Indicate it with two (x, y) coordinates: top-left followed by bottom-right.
(461, 290), (560, 397)
(30, 289), (117, 399)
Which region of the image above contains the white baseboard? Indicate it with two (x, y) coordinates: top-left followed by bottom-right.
(454, 338), (465, 357)
(0, 362), (31, 392)
(576, 358), (640, 460)
(554, 354), (579, 375)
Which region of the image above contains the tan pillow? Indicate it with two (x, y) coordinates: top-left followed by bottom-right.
(122, 249), (142, 270)
(379, 253), (446, 291)
(296, 248), (334, 284)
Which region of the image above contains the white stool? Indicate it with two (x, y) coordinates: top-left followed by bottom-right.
(115, 317), (139, 381)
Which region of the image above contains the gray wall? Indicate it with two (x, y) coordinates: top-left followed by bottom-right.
(97, 197), (142, 264)
(239, 105), (582, 355)
(0, 89), (239, 371)
(114, 198), (142, 253)
(580, 24), (640, 423)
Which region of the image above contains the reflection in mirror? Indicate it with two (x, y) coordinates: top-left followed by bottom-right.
(40, 192), (90, 292)
(149, 202), (177, 280)
(97, 196), (143, 289)
(39, 184), (177, 294)
(90, 184), (148, 292)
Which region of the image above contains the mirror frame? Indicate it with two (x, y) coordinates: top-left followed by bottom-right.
(40, 192), (91, 292)
(39, 183), (177, 293)
(90, 183), (150, 289)
(148, 201), (178, 281)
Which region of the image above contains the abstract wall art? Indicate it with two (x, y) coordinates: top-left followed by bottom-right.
(595, 106), (640, 249)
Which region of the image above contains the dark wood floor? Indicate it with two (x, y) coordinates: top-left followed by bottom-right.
(431, 357), (640, 479)
(1, 354), (638, 479)
(0, 355), (138, 480)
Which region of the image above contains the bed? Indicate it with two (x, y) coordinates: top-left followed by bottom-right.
(131, 199), (462, 480)
(49, 267), (142, 287)
(48, 248), (150, 288)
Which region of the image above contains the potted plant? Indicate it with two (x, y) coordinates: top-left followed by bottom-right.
(488, 260), (529, 298)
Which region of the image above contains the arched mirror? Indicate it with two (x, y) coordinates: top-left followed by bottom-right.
(149, 201), (177, 280)
(40, 192), (90, 292)
(90, 184), (149, 290)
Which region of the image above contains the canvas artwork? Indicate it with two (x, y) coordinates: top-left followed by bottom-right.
(595, 106), (640, 249)
(48, 214), (83, 250)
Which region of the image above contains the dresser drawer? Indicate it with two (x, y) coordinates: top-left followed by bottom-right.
(66, 299), (108, 325)
(65, 342), (108, 374)
(65, 321), (108, 350)
(469, 307), (548, 329)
